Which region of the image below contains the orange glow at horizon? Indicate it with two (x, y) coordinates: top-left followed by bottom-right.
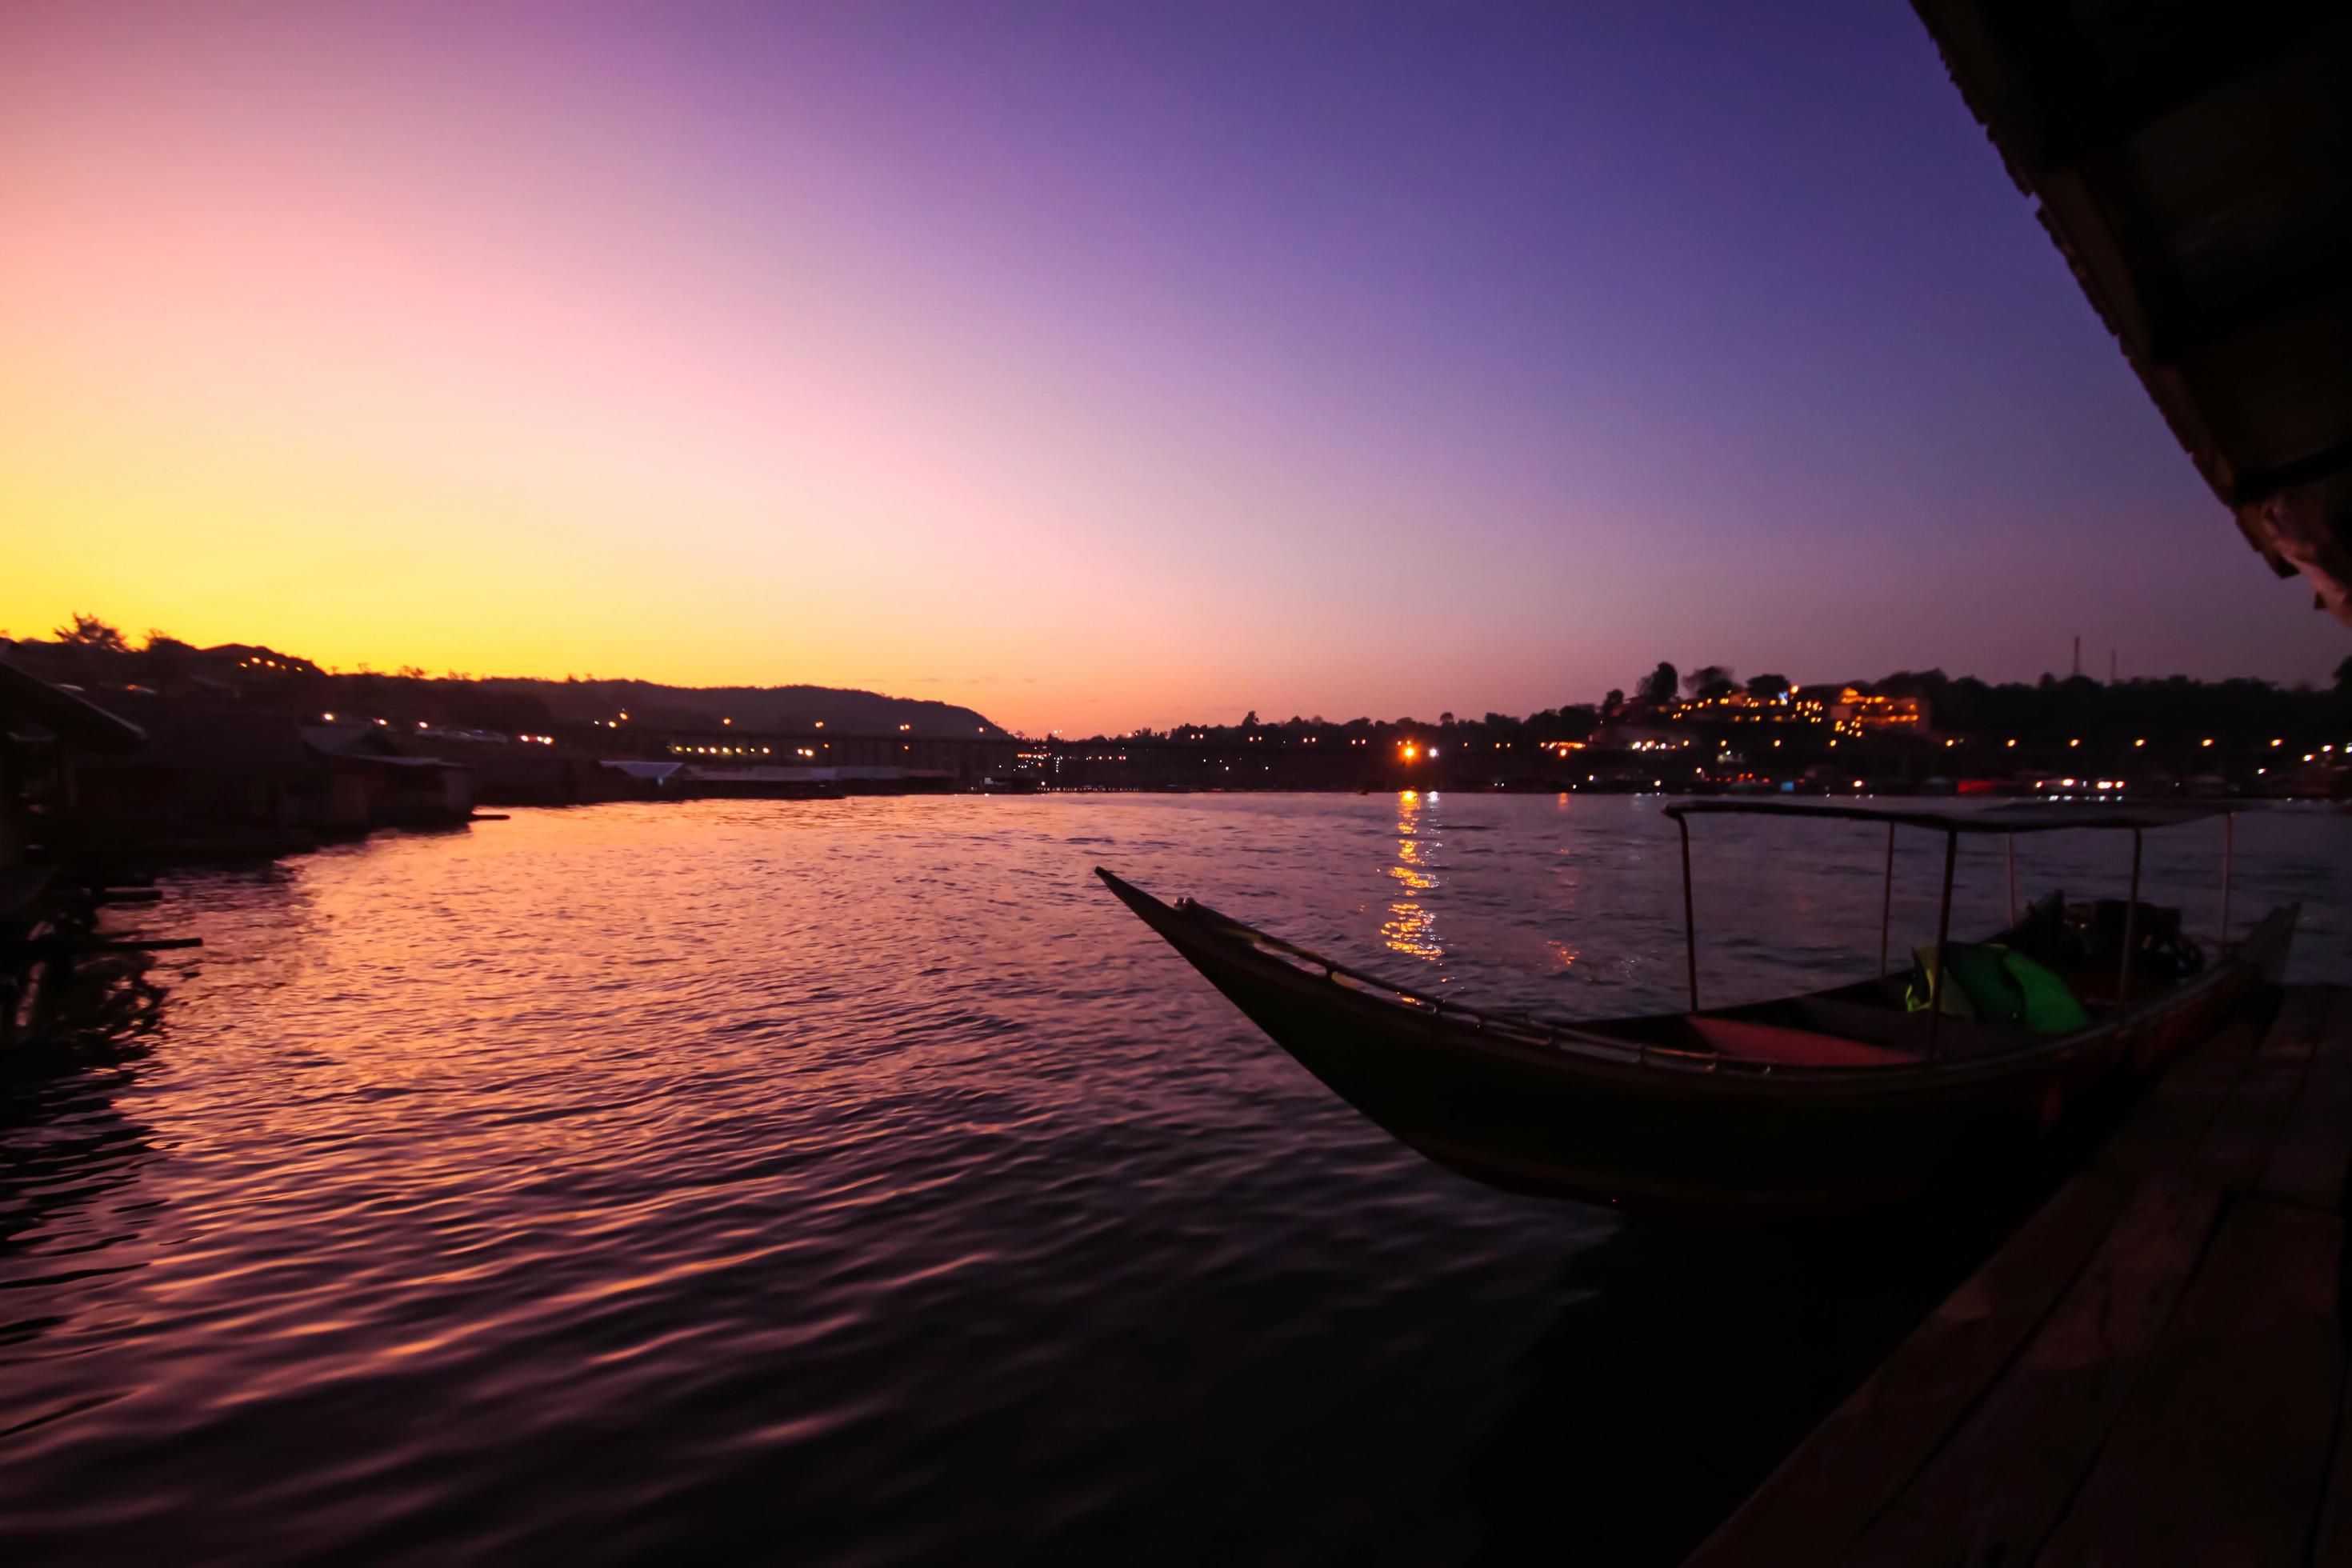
(12, 4), (2337, 738)
(0, 2), (1973, 740)
(0, 6), (1499, 738)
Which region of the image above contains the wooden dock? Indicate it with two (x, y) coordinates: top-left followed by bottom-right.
(1686, 982), (2352, 1567)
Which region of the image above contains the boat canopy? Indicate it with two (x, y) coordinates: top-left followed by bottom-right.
(1662, 795), (2245, 1033)
(1661, 799), (2235, 836)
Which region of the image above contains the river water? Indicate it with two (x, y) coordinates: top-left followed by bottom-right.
(2, 794), (2342, 1564)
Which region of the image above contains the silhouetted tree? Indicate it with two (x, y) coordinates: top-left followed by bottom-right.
(54, 613), (127, 651)
(1552, 704), (1601, 741)
(1601, 689), (1626, 721)
(136, 632), (197, 689)
(1683, 664), (1733, 698)
(1634, 662), (1678, 706)
(1744, 673), (1790, 699)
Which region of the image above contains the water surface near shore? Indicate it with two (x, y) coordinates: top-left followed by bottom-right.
(2, 795), (2342, 1563)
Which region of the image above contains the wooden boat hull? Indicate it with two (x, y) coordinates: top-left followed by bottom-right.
(1100, 870), (2296, 1214)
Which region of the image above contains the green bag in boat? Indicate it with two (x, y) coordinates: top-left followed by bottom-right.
(1906, 943), (2092, 1034)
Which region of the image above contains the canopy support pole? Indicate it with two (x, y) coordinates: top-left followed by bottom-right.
(1678, 815), (1698, 1010)
(1879, 822), (1896, 975)
(2006, 836), (2017, 926)
(1930, 830), (1956, 1059)
(2220, 812), (2234, 948)
(2118, 829), (2142, 1011)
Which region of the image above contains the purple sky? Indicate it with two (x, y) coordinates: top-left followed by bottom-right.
(6, 2), (2340, 733)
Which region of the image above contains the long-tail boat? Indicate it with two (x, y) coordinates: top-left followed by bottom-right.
(1098, 800), (2294, 1214)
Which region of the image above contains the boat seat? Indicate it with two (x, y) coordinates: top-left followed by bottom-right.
(1687, 1015), (1917, 1068)
(1700, 991), (2036, 1060)
(1790, 997), (2030, 1059)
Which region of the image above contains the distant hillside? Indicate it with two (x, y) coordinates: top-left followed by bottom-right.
(2, 624), (1007, 739)
(486, 678), (1006, 737)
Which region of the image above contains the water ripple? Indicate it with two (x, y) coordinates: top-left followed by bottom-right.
(0, 795), (2341, 1564)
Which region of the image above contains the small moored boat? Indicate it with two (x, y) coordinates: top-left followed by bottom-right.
(1099, 800), (2294, 1214)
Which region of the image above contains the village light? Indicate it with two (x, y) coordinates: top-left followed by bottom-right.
(2006, 738), (2017, 747)
(2271, 738), (2283, 746)
(2202, 738), (2214, 746)
(2135, 738), (2146, 746)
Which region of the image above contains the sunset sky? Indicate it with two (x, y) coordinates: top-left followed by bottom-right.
(4, 2), (2342, 735)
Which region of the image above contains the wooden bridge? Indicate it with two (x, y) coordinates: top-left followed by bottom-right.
(1689, 982), (2351, 1566)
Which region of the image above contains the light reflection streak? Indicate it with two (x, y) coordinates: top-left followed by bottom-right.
(1380, 790), (1444, 962)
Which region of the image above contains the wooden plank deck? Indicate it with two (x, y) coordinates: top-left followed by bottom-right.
(1686, 983), (2350, 1568)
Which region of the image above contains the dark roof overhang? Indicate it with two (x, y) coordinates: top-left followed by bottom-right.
(0, 658), (147, 751)
(1912, 0), (2352, 625)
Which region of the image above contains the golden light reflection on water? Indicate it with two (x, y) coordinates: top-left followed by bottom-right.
(1381, 790), (1444, 963)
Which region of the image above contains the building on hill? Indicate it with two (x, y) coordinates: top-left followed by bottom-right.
(200, 644), (325, 678)
(1826, 684), (1930, 737)
(1661, 686), (1821, 726)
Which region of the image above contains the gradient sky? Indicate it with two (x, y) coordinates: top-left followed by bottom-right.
(5, 2), (2342, 734)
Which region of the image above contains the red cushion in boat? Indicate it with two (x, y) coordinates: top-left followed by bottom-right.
(1688, 1015), (1917, 1068)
